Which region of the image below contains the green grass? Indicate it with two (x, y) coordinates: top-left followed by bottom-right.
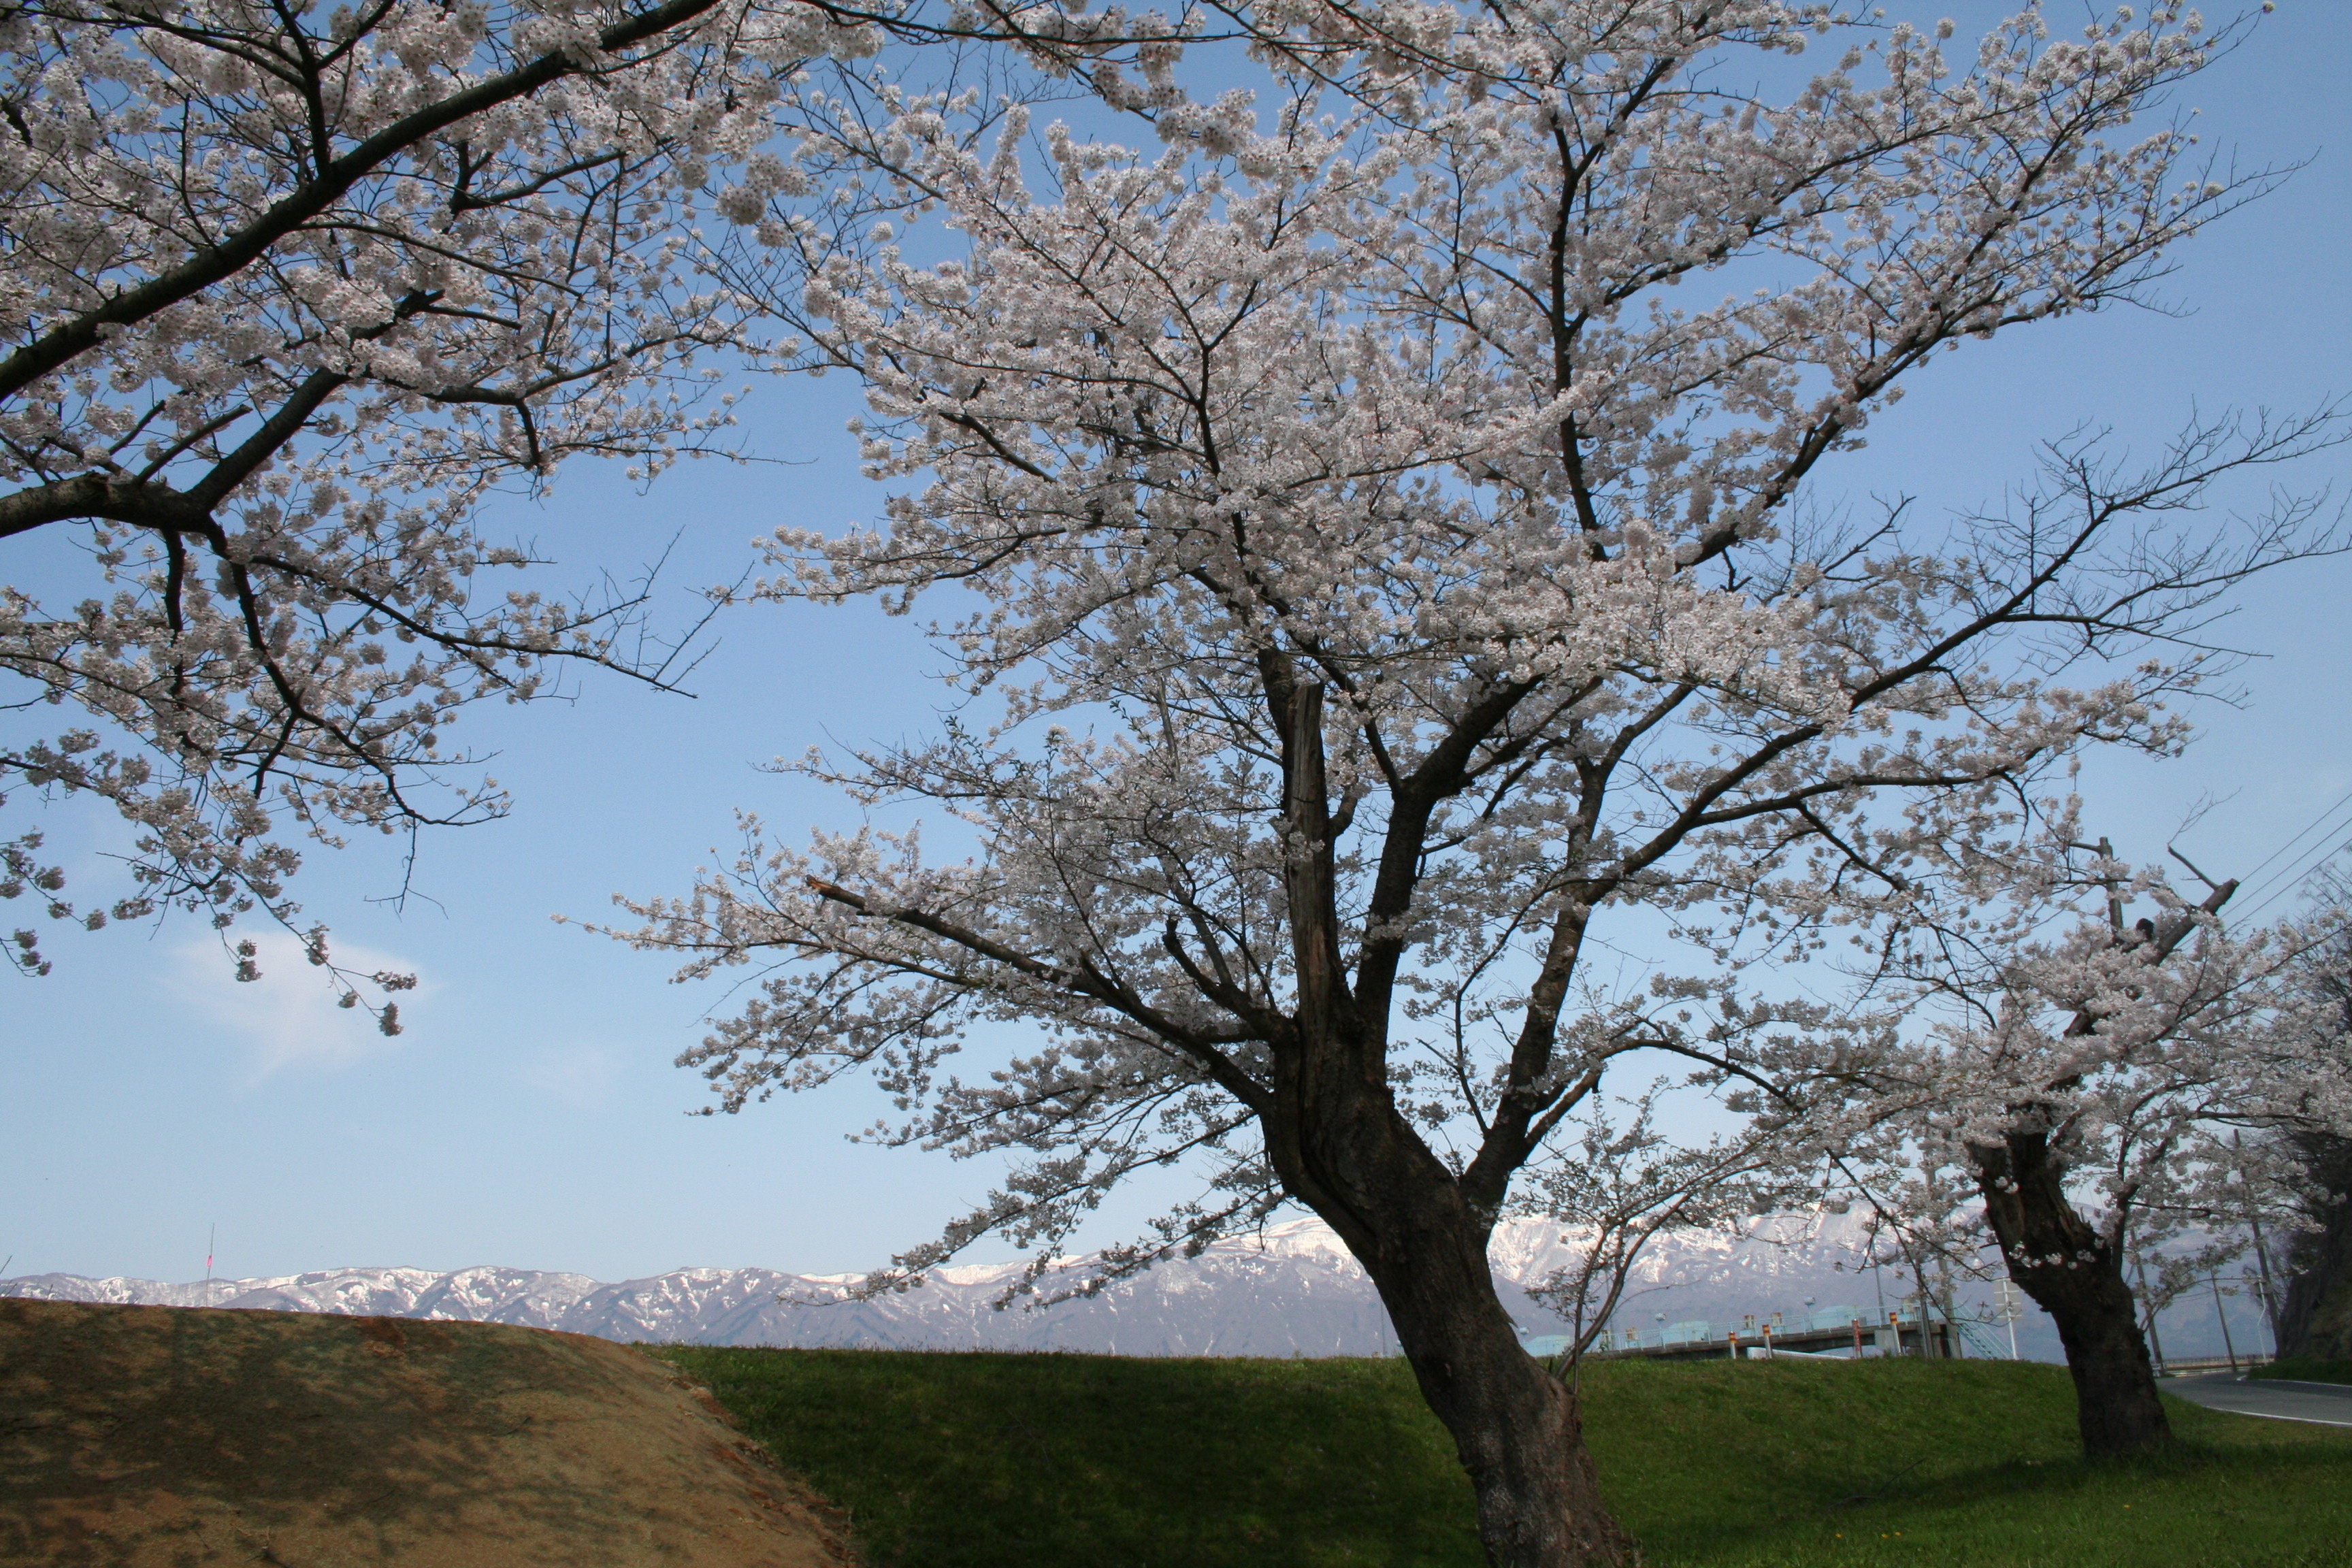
(1582, 1358), (2351, 1568)
(652, 1347), (2352, 1568)
(655, 1348), (1477, 1567)
(2250, 1356), (2352, 1386)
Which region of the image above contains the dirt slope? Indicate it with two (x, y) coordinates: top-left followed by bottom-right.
(0, 1297), (860, 1567)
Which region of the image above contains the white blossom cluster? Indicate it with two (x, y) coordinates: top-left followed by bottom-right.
(598, 1), (2341, 1295)
(0, 0), (895, 994)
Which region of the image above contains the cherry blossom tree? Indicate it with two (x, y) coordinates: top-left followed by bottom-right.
(605, 5), (2338, 1563)
(1796, 817), (2352, 1456)
(0, 0), (1194, 996)
(1515, 1093), (1809, 1371)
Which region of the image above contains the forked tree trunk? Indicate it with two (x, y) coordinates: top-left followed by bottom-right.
(1258, 671), (1631, 1565)
(1972, 1130), (2172, 1457)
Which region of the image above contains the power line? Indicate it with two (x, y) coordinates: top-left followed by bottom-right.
(2237, 826), (2352, 926)
(2235, 783), (2352, 907)
(2173, 781), (2352, 932)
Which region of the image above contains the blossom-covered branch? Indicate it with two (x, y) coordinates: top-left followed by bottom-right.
(601, 6), (2336, 1562)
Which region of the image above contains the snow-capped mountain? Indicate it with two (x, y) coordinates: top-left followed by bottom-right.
(12, 1208), (2276, 1362)
(6, 1213), (1993, 1355)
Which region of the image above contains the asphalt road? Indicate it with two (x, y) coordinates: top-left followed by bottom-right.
(2163, 1373), (2352, 1426)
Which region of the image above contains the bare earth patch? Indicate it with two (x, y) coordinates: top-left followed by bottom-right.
(0, 1298), (860, 1567)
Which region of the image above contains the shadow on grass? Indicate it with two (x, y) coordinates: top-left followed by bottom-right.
(662, 1348), (1484, 1567)
(1636, 1439), (2352, 1558)
(1595, 1367), (2352, 1568)
(662, 1348), (2352, 1568)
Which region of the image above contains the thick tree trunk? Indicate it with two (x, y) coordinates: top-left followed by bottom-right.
(1359, 1205), (1630, 1567)
(1265, 1035), (1632, 1565)
(1256, 672), (1629, 1564)
(2278, 1132), (2352, 1361)
(2043, 1270), (2173, 1456)
(1971, 1131), (2172, 1457)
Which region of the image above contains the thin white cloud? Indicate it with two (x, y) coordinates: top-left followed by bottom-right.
(169, 929), (426, 1076)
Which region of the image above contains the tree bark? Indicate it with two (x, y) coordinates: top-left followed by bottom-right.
(1366, 1211), (1629, 1567)
(2278, 1132), (2352, 1360)
(1275, 1089), (1632, 1567)
(1257, 669), (1629, 1565)
(1972, 1130), (2172, 1457)
(1260, 1002), (1631, 1563)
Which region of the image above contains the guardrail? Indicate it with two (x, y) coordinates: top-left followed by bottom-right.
(2158, 1354), (2274, 1377)
(1569, 1318), (1961, 1362)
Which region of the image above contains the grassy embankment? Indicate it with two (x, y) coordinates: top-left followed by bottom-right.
(2251, 1356), (2352, 1385)
(655, 1347), (2352, 1568)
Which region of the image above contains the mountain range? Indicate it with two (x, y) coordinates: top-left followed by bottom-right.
(7, 1213), (2100, 1358)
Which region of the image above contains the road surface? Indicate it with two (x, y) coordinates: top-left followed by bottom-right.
(2163, 1372), (2352, 1427)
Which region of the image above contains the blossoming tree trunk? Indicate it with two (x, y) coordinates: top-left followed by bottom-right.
(1946, 881), (2258, 1456)
(1971, 1130), (2172, 1457)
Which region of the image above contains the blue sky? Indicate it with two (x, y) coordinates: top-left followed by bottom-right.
(4, 3), (2349, 1295)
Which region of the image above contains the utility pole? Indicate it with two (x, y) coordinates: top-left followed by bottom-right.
(1995, 1279), (2023, 1360)
(2210, 1272), (2240, 1373)
(2247, 1213), (2283, 1355)
(2232, 1132), (2285, 1354)
(2135, 1256), (2169, 1374)
(1912, 1254), (1940, 1359)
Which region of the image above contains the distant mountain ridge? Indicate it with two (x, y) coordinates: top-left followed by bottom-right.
(5, 1215), (1949, 1356)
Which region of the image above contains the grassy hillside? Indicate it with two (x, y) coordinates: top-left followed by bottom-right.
(655, 1347), (2352, 1568)
(0, 1299), (856, 1568)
